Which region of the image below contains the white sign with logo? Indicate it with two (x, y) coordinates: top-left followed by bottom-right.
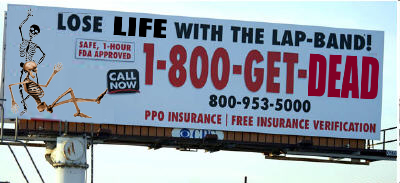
(172, 128), (224, 140)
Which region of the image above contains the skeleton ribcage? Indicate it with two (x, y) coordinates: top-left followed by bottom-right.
(19, 40), (37, 62)
(26, 81), (44, 99)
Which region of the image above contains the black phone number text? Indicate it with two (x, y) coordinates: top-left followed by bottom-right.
(209, 94), (311, 113)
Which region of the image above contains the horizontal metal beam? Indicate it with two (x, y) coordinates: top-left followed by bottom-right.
(265, 156), (369, 165)
(2, 128), (396, 164)
(381, 127), (396, 131)
(287, 151), (396, 161)
(1, 135), (57, 142)
(371, 139), (396, 146)
(0, 141), (46, 147)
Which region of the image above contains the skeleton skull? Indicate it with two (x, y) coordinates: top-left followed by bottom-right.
(23, 61), (37, 78)
(29, 24), (40, 39)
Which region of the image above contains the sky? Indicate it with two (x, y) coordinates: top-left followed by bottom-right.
(0, 1), (398, 183)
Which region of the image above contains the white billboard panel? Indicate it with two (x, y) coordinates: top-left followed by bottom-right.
(4, 5), (384, 139)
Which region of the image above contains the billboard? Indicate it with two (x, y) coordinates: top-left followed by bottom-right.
(3, 4), (384, 139)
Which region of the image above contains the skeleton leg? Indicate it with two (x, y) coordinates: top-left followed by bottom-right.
(47, 89), (107, 118)
(50, 89), (107, 108)
(52, 98), (96, 108)
(47, 88), (91, 118)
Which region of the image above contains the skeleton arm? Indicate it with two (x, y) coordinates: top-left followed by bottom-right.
(37, 46), (45, 64)
(39, 72), (57, 88)
(9, 81), (31, 113)
(19, 9), (33, 41)
(39, 63), (62, 88)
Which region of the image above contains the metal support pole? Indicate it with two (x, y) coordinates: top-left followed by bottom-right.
(58, 120), (62, 136)
(1, 12), (8, 142)
(383, 130), (386, 150)
(47, 136), (88, 183)
(0, 103), (5, 142)
(64, 122), (68, 135)
(14, 116), (18, 141)
(8, 144), (29, 183)
(21, 142), (45, 183)
(90, 124), (94, 183)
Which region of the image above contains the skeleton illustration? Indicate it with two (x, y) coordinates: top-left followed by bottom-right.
(19, 9), (45, 63)
(9, 62), (107, 118)
(18, 9), (46, 115)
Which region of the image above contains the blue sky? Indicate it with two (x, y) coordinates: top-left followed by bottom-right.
(0, 1), (397, 183)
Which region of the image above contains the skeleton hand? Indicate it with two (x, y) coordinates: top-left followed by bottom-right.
(27, 9), (33, 17)
(11, 100), (19, 114)
(53, 63), (63, 74)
